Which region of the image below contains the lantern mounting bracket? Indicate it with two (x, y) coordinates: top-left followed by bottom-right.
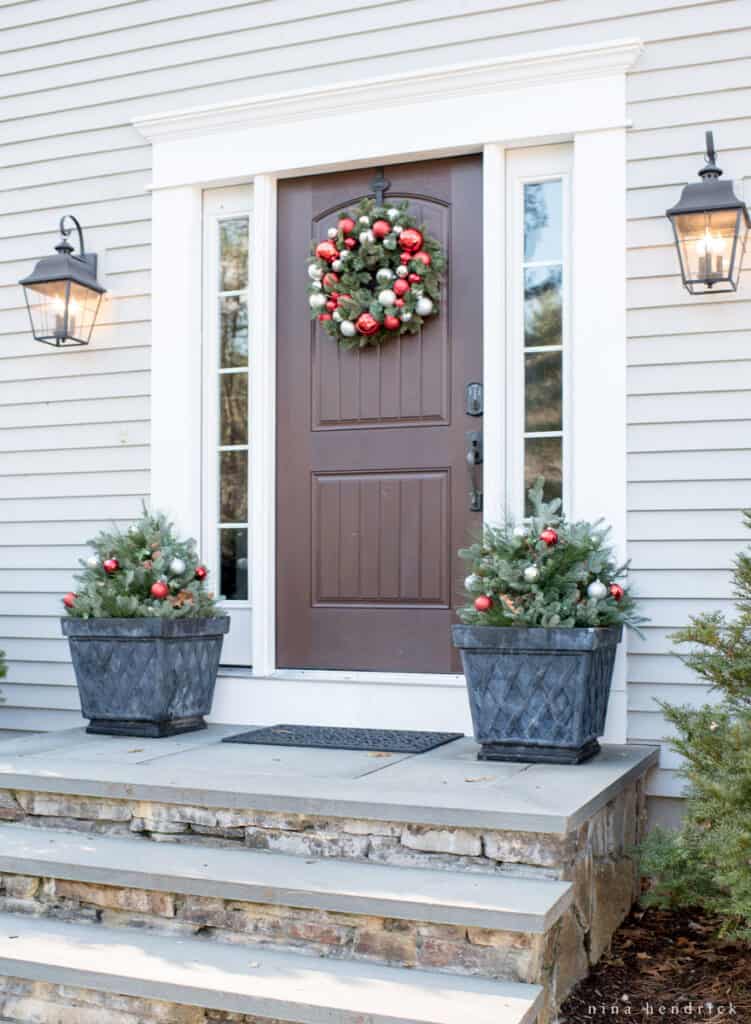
(699, 131), (722, 180)
(371, 167), (390, 207)
(57, 213), (98, 276)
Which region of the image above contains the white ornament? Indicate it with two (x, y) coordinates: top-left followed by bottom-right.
(358, 215), (370, 225)
(332, 310), (343, 322)
(308, 264), (323, 280)
(393, 224), (403, 235)
(339, 250), (350, 262)
(376, 267), (394, 284)
(523, 565), (539, 583)
(86, 555), (100, 570)
(416, 297), (434, 316)
(359, 230), (374, 244)
(331, 259), (343, 272)
(464, 573), (484, 593)
(340, 320), (356, 337)
(587, 580), (607, 601)
(327, 227), (337, 239)
(387, 207), (400, 220)
(512, 525), (527, 539)
(396, 265), (408, 278)
(309, 293), (326, 310)
(169, 557), (186, 576)
(311, 280), (322, 290)
(401, 312), (412, 322)
(377, 288), (396, 307)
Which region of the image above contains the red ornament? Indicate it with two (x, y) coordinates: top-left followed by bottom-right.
(337, 293), (351, 305)
(392, 278), (409, 297)
(384, 315), (401, 330)
(355, 312), (380, 336)
(344, 237), (358, 250)
(315, 241), (338, 263)
(322, 272), (339, 289)
(318, 313), (332, 322)
(371, 219), (392, 240)
(539, 528), (559, 547)
(414, 251), (432, 267)
(398, 228), (423, 253)
(195, 566), (208, 581)
(150, 581), (169, 600)
(338, 216), (356, 234)
(474, 595), (493, 612)
(102, 558), (119, 574)
(408, 273), (422, 283)
(609, 583), (624, 602)
(325, 299), (337, 312)
(400, 252), (412, 263)
(62, 592), (76, 609)
(394, 298), (405, 308)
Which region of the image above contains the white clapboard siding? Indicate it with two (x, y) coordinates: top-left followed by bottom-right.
(0, 2), (747, 795)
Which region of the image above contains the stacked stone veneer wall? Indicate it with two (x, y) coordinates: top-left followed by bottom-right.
(0, 775), (648, 1018)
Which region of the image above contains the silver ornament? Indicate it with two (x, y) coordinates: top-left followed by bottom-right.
(464, 573), (484, 593)
(311, 280), (322, 290)
(331, 260), (343, 273)
(309, 293), (326, 310)
(359, 230), (374, 244)
(340, 320), (356, 337)
(86, 555), (100, 570)
(383, 236), (397, 250)
(307, 264), (323, 281)
(377, 288), (396, 307)
(376, 267), (394, 284)
(169, 557), (186, 576)
(401, 312), (412, 322)
(523, 565), (539, 583)
(358, 215), (370, 225)
(416, 296), (434, 316)
(387, 207), (400, 220)
(332, 310), (343, 322)
(396, 265), (408, 278)
(587, 580), (607, 600)
(327, 227), (337, 239)
(512, 525), (527, 538)
(393, 224), (403, 235)
(339, 250), (350, 262)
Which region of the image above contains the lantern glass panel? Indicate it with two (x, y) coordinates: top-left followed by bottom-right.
(23, 278), (102, 346)
(672, 209), (744, 291)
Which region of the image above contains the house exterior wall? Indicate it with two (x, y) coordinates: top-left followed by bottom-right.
(1, 0), (749, 817)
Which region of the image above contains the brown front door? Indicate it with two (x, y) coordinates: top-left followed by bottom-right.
(277, 156), (482, 673)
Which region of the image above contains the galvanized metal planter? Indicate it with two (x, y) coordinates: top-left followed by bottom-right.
(452, 624), (623, 764)
(61, 617), (230, 738)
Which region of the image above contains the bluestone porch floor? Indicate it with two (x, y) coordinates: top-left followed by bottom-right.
(0, 727), (658, 834)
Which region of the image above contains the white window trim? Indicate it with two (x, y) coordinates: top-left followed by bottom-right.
(135, 37), (640, 741)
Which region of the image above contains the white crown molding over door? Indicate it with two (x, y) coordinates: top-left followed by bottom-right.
(134, 37), (642, 741)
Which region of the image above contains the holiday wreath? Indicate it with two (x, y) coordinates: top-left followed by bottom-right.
(307, 197), (446, 349)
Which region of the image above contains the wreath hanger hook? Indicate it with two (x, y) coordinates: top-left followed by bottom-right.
(371, 167), (391, 207)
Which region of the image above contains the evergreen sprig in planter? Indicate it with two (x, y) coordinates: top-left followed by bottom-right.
(61, 510), (229, 738)
(453, 479), (645, 765)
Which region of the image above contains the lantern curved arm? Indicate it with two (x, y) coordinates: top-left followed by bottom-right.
(59, 214), (87, 257)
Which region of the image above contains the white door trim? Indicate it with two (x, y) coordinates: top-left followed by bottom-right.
(135, 37), (641, 738)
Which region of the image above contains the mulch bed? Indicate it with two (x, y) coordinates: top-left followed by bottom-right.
(559, 905), (751, 1022)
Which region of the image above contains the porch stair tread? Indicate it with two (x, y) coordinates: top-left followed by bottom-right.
(0, 823), (571, 933)
(0, 911), (543, 1024)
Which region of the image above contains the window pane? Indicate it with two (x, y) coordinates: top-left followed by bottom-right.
(220, 528), (248, 601)
(220, 218), (248, 291)
(524, 266), (562, 348)
(220, 372), (248, 446)
(524, 181), (562, 262)
(220, 295), (248, 368)
(525, 351), (562, 432)
(220, 450), (248, 522)
(524, 437), (562, 513)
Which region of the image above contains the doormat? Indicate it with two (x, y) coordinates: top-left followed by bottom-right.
(222, 724), (464, 754)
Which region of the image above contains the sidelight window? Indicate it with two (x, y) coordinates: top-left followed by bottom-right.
(507, 146), (571, 516)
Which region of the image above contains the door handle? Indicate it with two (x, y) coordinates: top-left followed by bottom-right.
(466, 431), (483, 512)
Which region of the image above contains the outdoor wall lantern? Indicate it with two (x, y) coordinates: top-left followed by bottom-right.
(666, 131), (750, 295)
(19, 214), (106, 347)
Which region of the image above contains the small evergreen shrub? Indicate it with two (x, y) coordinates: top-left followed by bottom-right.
(640, 511), (751, 940)
(0, 649), (5, 681)
(63, 509), (224, 619)
(458, 478), (644, 631)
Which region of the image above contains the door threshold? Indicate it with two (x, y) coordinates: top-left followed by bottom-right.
(268, 669), (465, 688)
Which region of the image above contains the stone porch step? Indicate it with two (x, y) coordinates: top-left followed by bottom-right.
(0, 911), (543, 1024)
(0, 823), (572, 934)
